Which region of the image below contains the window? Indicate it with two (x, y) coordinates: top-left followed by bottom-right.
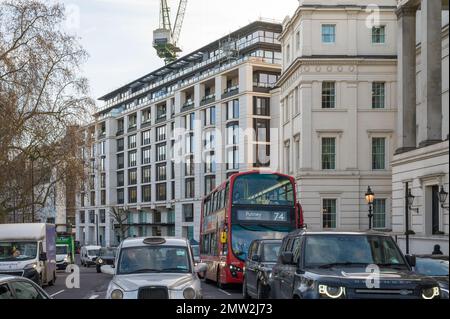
(142, 108), (151, 123)
(204, 130), (215, 150)
(254, 119), (270, 143)
(128, 151), (137, 167)
(185, 178), (195, 198)
(373, 199), (386, 229)
(323, 199), (337, 229)
(128, 134), (136, 149)
(100, 173), (106, 189)
(322, 24), (336, 43)
(372, 26), (385, 43)
(142, 166), (151, 184)
(296, 30), (301, 50)
(227, 147), (239, 170)
(205, 175), (216, 195)
(227, 123), (239, 145)
(89, 210), (95, 223)
(117, 189), (124, 204)
(156, 125), (166, 141)
(185, 133), (194, 154)
(253, 97), (270, 116)
(322, 82), (336, 109)
(100, 209), (106, 223)
(171, 181), (175, 200)
(142, 147), (151, 165)
(226, 99), (239, 120)
(286, 44), (290, 64)
(128, 187), (137, 203)
(99, 141), (106, 155)
(142, 130), (151, 145)
(100, 157), (106, 171)
(185, 155), (194, 176)
(372, 137), (386, 170)
(117, 153), (124, 169)
(101, 190), (106, 205)
(322, 137), (336, 170)
(184, 113), (195, 131)
(117, 138), (124, 152)
(183, 204), (194, 222)
(90, 191), (95, 206)
(89, 175), (95, 190)
(372, 82), (385, 109)
(117, 118), (124, 134)
(128, 113), (137, 129)
(204, 107), (216, 126)
(156, 163), (166, 181)
(128, 169), (137, 185)
(205, 152), (216, 174)
(142, 185), (151, 202)
(156, 183), (166, 201)
(10, 281), (43, 299)
(156, 143), (166, 162)
(157, 104), (166, 120)
(117, 171), (124, 187)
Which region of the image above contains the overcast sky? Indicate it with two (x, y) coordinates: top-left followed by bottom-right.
(60, 0), (298, 103)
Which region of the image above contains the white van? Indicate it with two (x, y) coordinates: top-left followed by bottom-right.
(0, 223), (56, 287)
(80, 245), (101, 267)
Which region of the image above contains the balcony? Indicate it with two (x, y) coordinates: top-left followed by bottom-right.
(98, 131), (106, 139)
(141, 120), (152, 128)
(181, 99), (195, 111)
(253, 82), (275, 93)
(127, 125), (137, 133)
(222, 85), (239, 99)
(200, 94), (216, 106)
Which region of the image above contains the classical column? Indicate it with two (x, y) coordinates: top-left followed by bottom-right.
(395, 6), (417, 154)
(418, 0), (442, 147)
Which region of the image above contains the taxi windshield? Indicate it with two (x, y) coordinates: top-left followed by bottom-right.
(117, 246), (191, 275)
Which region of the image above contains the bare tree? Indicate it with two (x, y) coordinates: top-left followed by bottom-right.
(109, 207), (130, 243)
(0, 0), (95, 221)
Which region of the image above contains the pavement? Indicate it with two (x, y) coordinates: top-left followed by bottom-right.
(44, 256), (242, 299)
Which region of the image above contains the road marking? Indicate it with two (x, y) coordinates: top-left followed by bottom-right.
(50, 290), (65, 297)
(89, 294), (99, 299)
(218, 289), (231, 296)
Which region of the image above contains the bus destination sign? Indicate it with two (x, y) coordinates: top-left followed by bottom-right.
(237, 210), (288, 222)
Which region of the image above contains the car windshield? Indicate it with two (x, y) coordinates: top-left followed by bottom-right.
(88, 250), (99, 256)
(262, 243), (281, 262)
(415, 258), (449, 277)
(304, 235), (407, 268)
(0, 242), (37, 261)
(231, 225), (291, 261)
(117, 246), (191, 275)
(99, 248), (116, 258)
(56, 246), (68, 255)
(232, 174), (294, 206)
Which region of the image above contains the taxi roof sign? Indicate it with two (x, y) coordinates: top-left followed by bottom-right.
(143, 237), (166, 245)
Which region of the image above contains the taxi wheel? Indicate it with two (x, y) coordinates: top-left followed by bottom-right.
(242, 276), (251, 299)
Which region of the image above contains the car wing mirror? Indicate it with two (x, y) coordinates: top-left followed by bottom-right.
(101, 265), (115, 275)
(195, 263), (207, 274)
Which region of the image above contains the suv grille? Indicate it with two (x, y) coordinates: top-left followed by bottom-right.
(138, 286), (169, 299)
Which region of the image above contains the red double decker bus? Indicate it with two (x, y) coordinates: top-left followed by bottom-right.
(200, 171), (303, 287)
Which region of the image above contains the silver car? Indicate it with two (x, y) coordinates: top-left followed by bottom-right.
(102, 237), (207, 299)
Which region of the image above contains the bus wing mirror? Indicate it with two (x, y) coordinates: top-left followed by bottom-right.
(220, 232), (227, 244)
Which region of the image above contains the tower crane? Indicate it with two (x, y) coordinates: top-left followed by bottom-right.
(153, 0), (188, 65)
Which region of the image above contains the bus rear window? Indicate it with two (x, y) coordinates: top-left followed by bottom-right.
(232, 174), (294, 206)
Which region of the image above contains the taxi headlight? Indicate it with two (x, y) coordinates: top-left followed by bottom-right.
(111, 289), (123, 299)
(422, 287), (440, 299)
(318, 284), (346, 299)
(183, 287), (196, 299)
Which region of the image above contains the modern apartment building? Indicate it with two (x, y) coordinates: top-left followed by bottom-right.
(276, 0), (398, 231)
(76, 21), (283, 246)
(392, 0), (449, 254)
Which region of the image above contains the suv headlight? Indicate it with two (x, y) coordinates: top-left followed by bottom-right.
(183, 287), (196, 299)
(318, 284), (346, 299)
(111, 289), (123, 299)
(98, 258), (103, 264)
(422, 287), (440, 299)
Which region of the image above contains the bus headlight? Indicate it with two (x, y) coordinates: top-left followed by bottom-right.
(183, 287), (196, 299)
(111, 289), (123, 299)
(422, 287), (440, 299)
(318, 285), (346, 299)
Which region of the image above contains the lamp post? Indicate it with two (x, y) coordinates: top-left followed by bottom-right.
(405, 183), (415, 255)
(439, 186), (448, 208)
(365, 186), (375, 230)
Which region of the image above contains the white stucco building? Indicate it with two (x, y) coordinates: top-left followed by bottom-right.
(392, 0), (449, 255)
(277, 0), (399, 231)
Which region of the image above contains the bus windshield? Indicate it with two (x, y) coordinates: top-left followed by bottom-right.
(231, 224), (291, 261)
(232, 174), (294, 206)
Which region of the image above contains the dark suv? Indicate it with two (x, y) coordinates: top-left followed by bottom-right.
(269, 230), (441, 299)
(243, 239), (282, 299)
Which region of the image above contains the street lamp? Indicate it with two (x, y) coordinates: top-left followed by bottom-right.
(439, 186), (448, 209)
(365, 186), (375, 230)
